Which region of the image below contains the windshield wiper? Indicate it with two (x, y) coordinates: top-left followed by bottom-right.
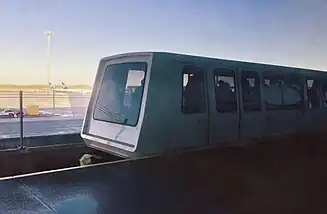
(95, 103), (127, 124)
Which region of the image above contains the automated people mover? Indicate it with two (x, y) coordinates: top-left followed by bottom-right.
(81, 52), (327, 158)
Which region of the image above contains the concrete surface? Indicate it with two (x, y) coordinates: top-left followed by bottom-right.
(0, 117), (83, 139)
(0, 133), (83, 150)
(0, 134), (327, 213)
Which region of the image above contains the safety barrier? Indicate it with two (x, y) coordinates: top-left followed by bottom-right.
(0, 90), (90, 149)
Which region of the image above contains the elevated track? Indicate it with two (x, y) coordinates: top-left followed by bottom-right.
(0, 134), (327, 213)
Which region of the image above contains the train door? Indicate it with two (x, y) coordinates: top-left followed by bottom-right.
(180, 65), (209, 148)
(208, 67), (240, 145)
(239, 70), (264, 143)
(263, 70), (305, 138)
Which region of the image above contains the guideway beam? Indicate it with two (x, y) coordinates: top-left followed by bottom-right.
(1, 138), (327, 214)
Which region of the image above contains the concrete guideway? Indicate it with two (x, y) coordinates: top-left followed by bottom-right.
(0, 137), (327, 214)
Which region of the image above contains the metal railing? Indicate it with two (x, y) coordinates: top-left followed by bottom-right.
(0, 90), (90, 148)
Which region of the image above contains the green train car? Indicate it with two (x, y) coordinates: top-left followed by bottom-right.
(81, 52), (327, 158)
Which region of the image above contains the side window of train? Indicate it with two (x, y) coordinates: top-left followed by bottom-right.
(322, 80), (327, 107)
(241, 70), (261, 111)
(181, 66), (206, 114)
(213, 68), (237, 113)
(263, 73), (303, 110)
(306, 78), (324, 109)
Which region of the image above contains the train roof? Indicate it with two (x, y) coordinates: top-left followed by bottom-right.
(100, 51), (327, 74)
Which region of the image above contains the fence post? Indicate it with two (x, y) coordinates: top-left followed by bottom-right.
(19, 90), (25, 149)
(52, 88), (55, 115)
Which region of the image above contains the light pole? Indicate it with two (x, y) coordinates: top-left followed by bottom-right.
(45, 30), (53, 86)
(44, 30), (55, 114)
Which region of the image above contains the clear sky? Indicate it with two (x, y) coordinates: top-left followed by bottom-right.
(0, 0), (327, 85)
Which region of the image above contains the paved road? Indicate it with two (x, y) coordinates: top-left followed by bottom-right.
(0, 117), (84, 139)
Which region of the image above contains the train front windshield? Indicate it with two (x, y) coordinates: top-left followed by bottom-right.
(93, 62), (147, 126)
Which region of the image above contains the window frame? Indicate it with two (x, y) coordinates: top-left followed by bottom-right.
(263, 71), (304, 111)
(320, 77), (327, 108)
(93, 62), (147, 127)
(181, 65), (207, 114)
(240, 70), (262, 112)
(213, 68), (238, 113)
(305, 76), (325, 109)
